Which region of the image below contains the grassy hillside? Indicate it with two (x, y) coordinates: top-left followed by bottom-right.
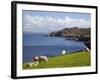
(23, 51), (90, 69)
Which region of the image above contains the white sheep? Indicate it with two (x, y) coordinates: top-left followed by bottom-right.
(39, 56), (48, 62)
(32, 56), (48, 66)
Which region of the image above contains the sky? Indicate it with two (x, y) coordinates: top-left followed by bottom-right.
(22, 10), (91, 33)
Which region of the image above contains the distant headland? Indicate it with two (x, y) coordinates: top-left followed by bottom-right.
(48, 27), (91, 49)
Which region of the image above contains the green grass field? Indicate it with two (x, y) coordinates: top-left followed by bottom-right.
(23, 50), (91, 69)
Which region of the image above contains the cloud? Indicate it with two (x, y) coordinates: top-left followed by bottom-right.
(23, 14), (91, 33)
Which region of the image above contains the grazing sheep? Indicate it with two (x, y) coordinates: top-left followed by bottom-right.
(39, 56), (48, 62)
(33, 56), (39, 62)
(28, 62), (33, 67)
(28, 62), (39, 67)
(32, 56), (48, 66)
(28, 62), (35, 67)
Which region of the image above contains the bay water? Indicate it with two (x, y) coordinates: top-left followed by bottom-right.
(23, 33), (86, 63)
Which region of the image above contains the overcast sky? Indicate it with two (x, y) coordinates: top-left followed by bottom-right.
(22, 10), (91, 33)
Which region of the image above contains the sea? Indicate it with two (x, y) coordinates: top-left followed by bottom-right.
(23, 33), (86, 63)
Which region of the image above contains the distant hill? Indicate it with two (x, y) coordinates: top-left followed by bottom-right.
(49, 27), (91, 49)
(49, 27), (90, 38)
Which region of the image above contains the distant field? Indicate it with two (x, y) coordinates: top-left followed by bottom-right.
(23, 51), (91, 69)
